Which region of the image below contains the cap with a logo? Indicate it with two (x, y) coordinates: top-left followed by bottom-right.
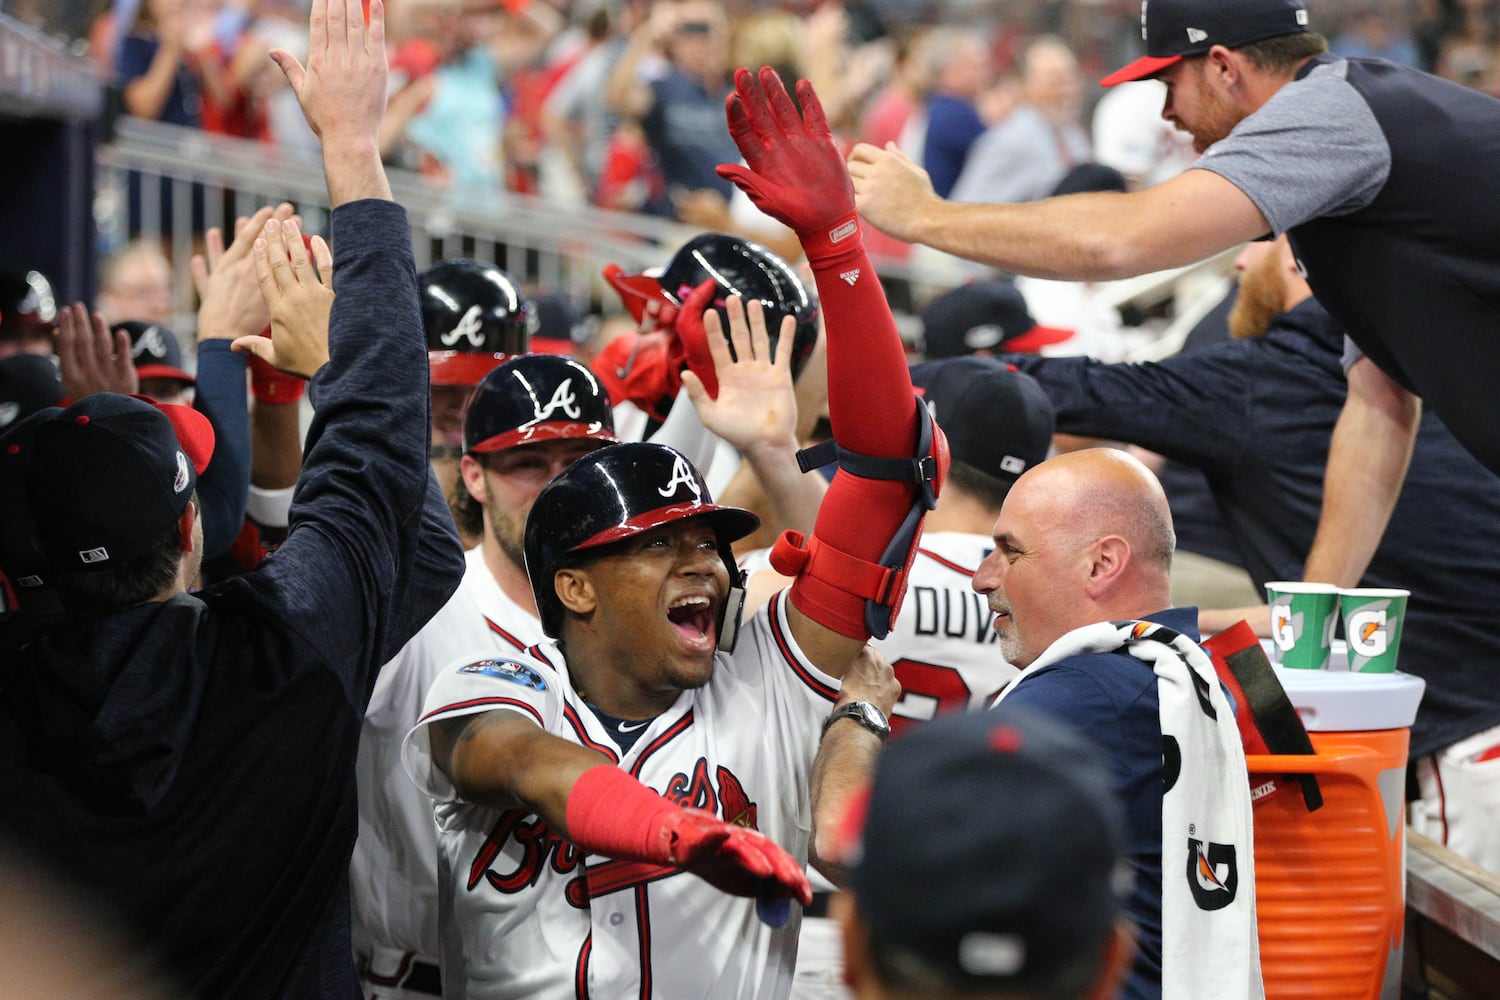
(0, 353), (64, 431)
(842, 705), (1127, 994)
(28, 393), (215, 572)
(920, 280), (1074, 359)
(910, 356), (1055, 486)
(115, 321), (196, 385)
(1102, 0), (1311, 87)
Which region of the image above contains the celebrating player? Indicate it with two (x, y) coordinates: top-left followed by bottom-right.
(399, 66), (944, 997)
(352, 353), (617, 998)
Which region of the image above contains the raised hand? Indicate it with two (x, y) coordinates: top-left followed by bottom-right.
(680, 294), (798, 454)
(716, 67), (860, 262)
(846, 141), (938, 245)
(53, 302), (137, 400)
(192, 203), (294, 342)
(271, 0), (392, 204)
(235, 217), (335, 379)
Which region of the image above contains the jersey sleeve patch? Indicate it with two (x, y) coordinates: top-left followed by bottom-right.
(458, 657), (549, 691)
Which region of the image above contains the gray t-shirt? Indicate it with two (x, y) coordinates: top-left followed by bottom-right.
(1192, 58), (1390, 234)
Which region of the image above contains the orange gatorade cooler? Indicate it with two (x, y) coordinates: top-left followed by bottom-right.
(1246, 655), (1425, 1000)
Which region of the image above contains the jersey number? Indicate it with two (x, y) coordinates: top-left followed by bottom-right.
(890, 658), (972, 738)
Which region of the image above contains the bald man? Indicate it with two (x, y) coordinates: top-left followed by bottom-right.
(973, 448), (1234, 1000)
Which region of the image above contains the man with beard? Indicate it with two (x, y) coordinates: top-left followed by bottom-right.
(848, 0), (1500, 611)
(1000, 236), (1500, 873)
(352, 353), (618, 999)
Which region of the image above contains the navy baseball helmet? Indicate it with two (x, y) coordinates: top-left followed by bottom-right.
(115, 321), (195, 385)
(463, 354), (618, 455)
(0, 270), (57, 343)
(420, 259), (532, 386)
(604, 233), (821, 378)
(524, 442), (760, 643)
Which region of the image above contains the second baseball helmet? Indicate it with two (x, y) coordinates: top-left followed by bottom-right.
(604, 233), (821, 378)
(116, 321), (195, 385)
(523, 442), (759, 639)
(421, 259), (532, 385)
(463, 354), (618, 455)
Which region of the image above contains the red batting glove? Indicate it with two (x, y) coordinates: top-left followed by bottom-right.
(670, 278), (724, 400)
(663, 808), (812, 908)
(566, 766), (812, 921)
(717, 67), (861, 265)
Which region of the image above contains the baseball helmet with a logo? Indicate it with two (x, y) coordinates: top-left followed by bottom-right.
(420, 259), (532, 386)
(523, 441), (760, 648)
(463, 354), (618, 455)
(603, 233), (821, 380)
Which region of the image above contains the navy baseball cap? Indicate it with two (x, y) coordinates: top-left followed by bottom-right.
(920, 280), (1074, 359)
(116, 320), (196, 385)
(910, 356), (1055, 486)
(0, 353), (64, 431)
(842, 705), (1128, 993)
(1102, 0), (1311, 87)
(0, 406), (61, 589)
(28, 394), (215, 572)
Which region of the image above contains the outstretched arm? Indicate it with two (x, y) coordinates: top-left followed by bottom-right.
(1199, 356), (1421, 638)
(430, 710), (812, 915)
(847, 142), (1269, 280)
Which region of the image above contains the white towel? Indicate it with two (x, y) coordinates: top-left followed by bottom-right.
(995, 619), (1263, 1000)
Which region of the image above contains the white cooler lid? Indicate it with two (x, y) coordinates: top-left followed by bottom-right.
(1259, 639), (1426, 731)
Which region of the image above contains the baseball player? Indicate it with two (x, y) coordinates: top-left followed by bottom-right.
(400, 66), (946, 998)
(421, 258), (533, 543)
(352, 353), (618, 998)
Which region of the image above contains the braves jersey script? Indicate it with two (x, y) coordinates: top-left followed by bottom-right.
(353, 546), (548, 971)
(402, 590), (837, 1000)
(745, 533), (1015, 738)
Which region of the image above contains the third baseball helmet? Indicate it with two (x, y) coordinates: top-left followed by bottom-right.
(463, 354), (618, 455)
(421, 259), (532, 385)
(523, 442), (760, 645)
(604, 233), (821, 378)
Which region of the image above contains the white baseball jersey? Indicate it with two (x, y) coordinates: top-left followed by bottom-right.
(353, 546), (548, 974)
(402, 590), (836, 1000)
(743, 532), (1016, 739)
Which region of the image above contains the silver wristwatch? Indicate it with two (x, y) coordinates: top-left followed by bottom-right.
(822, 700), (892, 742)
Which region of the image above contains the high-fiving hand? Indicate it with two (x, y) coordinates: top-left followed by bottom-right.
(717, 67), (861, 263)
(235, 217), (334, 379)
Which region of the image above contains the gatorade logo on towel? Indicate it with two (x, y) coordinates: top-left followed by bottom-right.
(1187, 836), (1239, 910)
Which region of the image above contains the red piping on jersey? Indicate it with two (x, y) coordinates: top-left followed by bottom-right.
(627, 710), (696, 779)
(636, 884), (653, 1000)
(575, 933), (592, 1000)
(629, 712), (695, 778)
(768, 590), (838, 702)
(918, 546), (978, 577)
(484, 615), (530, 651)
(419, 696), (544, 728)
(363, 950), (416, 987)
(564, 704), (621, 763)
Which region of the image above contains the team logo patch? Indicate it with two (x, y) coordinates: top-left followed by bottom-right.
(0, 401), (20, 428)
(1186, 836), (1239, 910)
(517, 375), (581, 430)
(458, 658), (548, 691)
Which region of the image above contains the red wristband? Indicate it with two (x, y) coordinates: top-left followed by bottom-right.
(798, 212), (865, 269)
(565, 765), (679, 863)
(250, 353), (306, 404)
